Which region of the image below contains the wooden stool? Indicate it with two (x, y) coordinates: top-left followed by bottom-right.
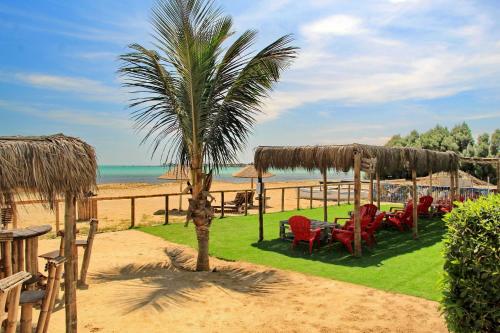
(20, 256), (65, 333)
(39, 219), (98, 288)
(0, 271), (31, 333)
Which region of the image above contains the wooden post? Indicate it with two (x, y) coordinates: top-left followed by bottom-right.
(220, 191), (225, 218)
(64, 194), (77, 333)
(20, 239), (33, 333)
(164, 195), (169, 225)
(456, 170), (460, 200)
(322, 168), (328, 222)
(412, 169), (418, 239)
(429, 169), (433, 195)
(79, 219), (97, 288)
(337, 184), (340, 206)
(450, 171), (455, 202)
(281, 188), (285, 212)
(244, 190), (248, 216)
(263, 189), (267, 214)
(353, 153), (362, 257)
(296, 187), (300, 210)
(179, 181), (183, 212)
(309, 186), (313, 209)
(369, 172), (374, 205)
(55, 202), (60, 234)
(376, 172), (381, 210)
(130, 198), (135, 228)
(258, 171), (263, 242)
(347, 184), (351, 204)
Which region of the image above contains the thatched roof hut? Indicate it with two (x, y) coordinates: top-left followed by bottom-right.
(0, 134), (97, 207)
(254, 144), (459, 177)
(0, 133), (96, 332)
(158, 165), (190, 181)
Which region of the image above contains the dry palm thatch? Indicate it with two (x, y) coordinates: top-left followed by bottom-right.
(0, 134), (97, 207)
(232, 165), (274, 179)
(254, 144), (459, 177)
(158, 165), (190, 181)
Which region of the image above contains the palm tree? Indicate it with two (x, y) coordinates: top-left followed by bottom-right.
(119, 0), (297, 271)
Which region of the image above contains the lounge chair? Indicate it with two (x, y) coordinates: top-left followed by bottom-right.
(335, 204), (377, 230)
(386, 203), (413, 231)
(417, 195), (433, 217)
(213, 191), (254, 214)
(289, 216), (321, 254)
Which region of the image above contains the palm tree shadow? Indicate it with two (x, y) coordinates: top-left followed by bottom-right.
(91, 248), (286, 314)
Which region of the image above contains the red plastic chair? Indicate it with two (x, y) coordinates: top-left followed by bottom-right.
(417, 195), (433, 217)
(386, 204), (413, 232)
(330, 229), (355, 254)
(337, 204), (378, 230)
(363, 212), (386, 246)
(289, 216), (322, 254)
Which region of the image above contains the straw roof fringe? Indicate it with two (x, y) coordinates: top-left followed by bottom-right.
(0, 134), (97, 207)
(158, 165), (190, 180)
(254, 144), (459, 176)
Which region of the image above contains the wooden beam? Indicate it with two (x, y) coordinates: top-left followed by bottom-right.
(353, 153), (362, 257)
(347, 184), (351, 204)
(244, 190), (248, 216)
(130, 198), (135, 228)
(337, 185), (340, 206)
(281, 188), (285, 212)
(322, 168), (328, 222)
(220, 191), (225, 218)
(455, 170), (460, 200)
(369, 172), (374, 205)
(258, 170), (263, 242)
(450, 171), (455, 202)
(164, 195), (169, 225)
(376, 172), (381, 210)
(296, 188), (300, 210)
(64, 194), (77, 333)
(309, 186), (313, 209)
(412, 169), (418, 239)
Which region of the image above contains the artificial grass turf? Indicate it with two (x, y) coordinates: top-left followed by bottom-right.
(141, 204), (446, 301)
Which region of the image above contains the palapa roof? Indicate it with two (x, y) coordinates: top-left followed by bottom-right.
(232, 165), (274, 179)
(387, 170), (495, 188)
(254, 144), (459, 177)
(158, 165), (190, 180)
(0, 134), (97, 207)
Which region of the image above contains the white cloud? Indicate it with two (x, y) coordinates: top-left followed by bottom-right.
(301, 15), (365, 37)
(9, 73), (125, 104)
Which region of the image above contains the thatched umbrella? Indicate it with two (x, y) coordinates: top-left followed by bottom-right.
(232, 164), (274, 190)
(158, 165), (190, 211)
(0, 133), (97, 333)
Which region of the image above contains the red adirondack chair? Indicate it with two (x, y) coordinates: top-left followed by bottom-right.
(417, 195), (433, 217)
(330, 229), (355, 254)
(386, 203), (413, 232)
(289, 216), (322, 254)
(336, 204), (378, 230)
(363, 212), (386, 246)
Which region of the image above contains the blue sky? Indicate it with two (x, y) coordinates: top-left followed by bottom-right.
(1, 0), (499, 165)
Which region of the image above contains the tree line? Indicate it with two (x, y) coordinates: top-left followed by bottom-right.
(385, 123), (499, 184)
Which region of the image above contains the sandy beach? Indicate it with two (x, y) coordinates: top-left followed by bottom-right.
(14, 180), (331, 233)
(35, 230), (448, 333)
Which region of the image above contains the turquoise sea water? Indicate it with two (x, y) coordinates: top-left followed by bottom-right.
(98, 165), (352, 184)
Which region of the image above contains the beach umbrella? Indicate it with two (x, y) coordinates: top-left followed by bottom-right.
(158, 165), (190, 211)
(232, 164), (274, 190)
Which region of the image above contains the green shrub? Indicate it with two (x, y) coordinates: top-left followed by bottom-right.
(442, 194), (500, 333)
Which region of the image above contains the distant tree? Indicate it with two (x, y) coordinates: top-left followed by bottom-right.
(490, 129), (500, 156)
(475, 133), (490, 157)
(418, 125), (455, 151)
(451, 122), (474, 152)
(386, 134), (405, 147)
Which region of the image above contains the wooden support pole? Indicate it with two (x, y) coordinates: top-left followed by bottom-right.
(376, 172), (381, 210)
(164, 195), (169, 225)
(281, 188), (285, 212)
(55, 202), (60, 234)
(456, 170), (460, 200)
(179, 181), (183, 212)
(263, 189), (267, 214)
(412, 169), (418, 239)
(79, 220), (97, 288)
(296, 187), (300, 210)
(130, 198), (135, 228)
(353, 153), (362, 257)
(322, 168), (328, 222)
(450, 171), (455, 202)
(337, 185), (340, 206)
(220, 191), (225, 218)
(429, 169), (433, 195)
(258, 171), (264, 242)
(347, 184), (351, 204)
(244, 190), (248, 216)
(64, 194), (77, 333)
(369, 172), (374, 205)
(309, 186), (313, 209)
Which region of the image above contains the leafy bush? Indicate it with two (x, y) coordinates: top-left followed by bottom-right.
(442, 194), (500, 333)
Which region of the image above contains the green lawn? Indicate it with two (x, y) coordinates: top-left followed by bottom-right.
(140, 204), (446, 301)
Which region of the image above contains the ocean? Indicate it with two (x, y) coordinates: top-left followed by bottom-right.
(98, 165), (352, 184)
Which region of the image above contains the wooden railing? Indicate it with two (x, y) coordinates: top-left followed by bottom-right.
(13, 182), (362, 230)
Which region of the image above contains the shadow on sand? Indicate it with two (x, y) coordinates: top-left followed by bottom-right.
(252, 217), (446, 268)
(91, 248), (286, 313)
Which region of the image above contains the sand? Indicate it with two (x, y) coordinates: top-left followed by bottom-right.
(14, 180), (323, 233)
(35, 230), (448, 333)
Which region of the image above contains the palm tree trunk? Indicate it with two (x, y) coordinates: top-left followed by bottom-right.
(190, 153), (211, 271)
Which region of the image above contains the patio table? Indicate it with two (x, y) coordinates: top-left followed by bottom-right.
(280, 220), (339, 242)
(9, 224), (52, 332)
